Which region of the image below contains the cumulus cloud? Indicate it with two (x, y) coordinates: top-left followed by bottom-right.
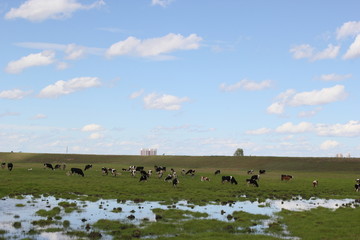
(5, 50), (55, 74)
(143, 93), (190, 110)
(320, 140), (340, 150)
(38, 77), (101, 98)
(89, 132), (104, 139)
(343, 34), (360, 59)
(5, 0), (105, 22)
(336, 21), (360, 40)
(267, 85), (347, 115)
(0, 89), (31, 99)
(81, 123), (103, 132)
(106, 33), (202, 58)
(316, 120), (360, 137)
(276, 122), (314, 133)
(151, 0), (174, 7)
(290, 44), (340, 61)
(220, 79), (272, 92)
(245, 127), (271, 135)
(130, 89), (144, 99)
(317, 73), (352, 81)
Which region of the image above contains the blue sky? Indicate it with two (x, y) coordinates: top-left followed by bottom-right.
(1, 0), (360, 157)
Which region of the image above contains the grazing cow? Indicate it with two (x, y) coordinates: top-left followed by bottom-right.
(109, 168), (117, 176)
(259, 170), (266, 174)
(214, 170), (221, 175)
(70, 168), (84, 177)
(246, 178), (259, 187)
(154, 165), (166, 173)
(135, 166), (144, 172)
(201, 176), (210, 182)
(281, 174), (293, 181)
(44, 163), (54, 170)
(355, 184), (360, 192)
(54, 164), (62, 170)
(148, 170), (152, 177)
(313, 180), (319, 187)
(181, 169), (186, 175)
(139, 175), (148, 182)
(222, 176), (238, 185)
(7, 163), (13, 171)
(164, 174), (173, 182)
(102, 167), (108, 175)
(130, 169), (136, 177)
(247, 170), (254, 175)
(1, 163), (6, 169)
(157, 170), (164, 178)
(172, 178), (179, 187)
(84, 164), (93, 171)
(251, 175), (260, 181)
(185, 169), (196, 176)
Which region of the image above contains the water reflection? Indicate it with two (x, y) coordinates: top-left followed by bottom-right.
(0, 195), (357, 240)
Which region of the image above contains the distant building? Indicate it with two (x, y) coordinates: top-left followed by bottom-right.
(336, 153), (351, 158)
(140, 148), (157, 156)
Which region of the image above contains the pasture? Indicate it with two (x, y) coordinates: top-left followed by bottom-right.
(0, 152), (360, 239)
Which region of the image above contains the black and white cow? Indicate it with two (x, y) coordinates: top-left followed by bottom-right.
(84, 164), (93, 171)
(135, 166), (144, 172)
(246, 178), (259, 187)
(7, 163), (13, 171)
(139, 175), (148, 182)
(54, 164), (62, 170)
(251, 175), (260, 181)
(185, 169), (196, 176)
(281, 174), (293, 181)
(44, 163), (54, 170)
(102, 167), (108, 175)
(222, 176), (238, 185)
(355, 184), (360, 192)
(70, 168), (84, 177)
(259, 170), (266, 174)
(172, 178), (179, 187)
(154, 165), (166, 173)
(214, 169), (221, 175)
(164, 174), (173, 182)
(313, 180), (319, 187)
(247, 170), (254, 175)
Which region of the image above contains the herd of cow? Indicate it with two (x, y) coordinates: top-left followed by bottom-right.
(2, 162), (360, 191)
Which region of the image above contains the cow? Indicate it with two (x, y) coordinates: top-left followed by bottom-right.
(7, 163), (13, 171)
(181, 169), (186, 175)
(201, 176), (210, 182)
(185, 169), (196, 176)
(251, 175), (260, 181)
(154, 165), (166, 173)
(247, 170), (254, 175)
(281, 174), (293, 181)
(246, 178), (259, 187)
(139, 175), (148, 182)
(259, 170), (266, 174)
(84, 164), (93, 171)
(109, 168), (117, 176)
(148, 170), (152, 177)
(172, 178), (179, 187)
(44, 163), (54, 170)
(312, 180), (318, 187)
(102, 167), (108, 175)
(1, 163), (6, 169)
(54, 164), (62, 170)
(164, 174), (173, 182)
(355, 184), (360, 192)
(222, 176), (238, 185)
(135, 166), (144, 172)
(70, 168), (84, 177)
(214, 170), (221, 175)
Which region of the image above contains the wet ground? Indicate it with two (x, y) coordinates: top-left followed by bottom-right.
(0, 195), (358, 239)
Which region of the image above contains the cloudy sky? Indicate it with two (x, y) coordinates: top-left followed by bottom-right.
(1, 0), (360, 157)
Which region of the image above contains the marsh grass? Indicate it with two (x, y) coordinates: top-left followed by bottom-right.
(36, 207), (61, 217)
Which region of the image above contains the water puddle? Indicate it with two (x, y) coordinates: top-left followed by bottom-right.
(0, 195), (358, 239)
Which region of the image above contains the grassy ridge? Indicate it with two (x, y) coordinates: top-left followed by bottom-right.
(1, 152), (360, 172)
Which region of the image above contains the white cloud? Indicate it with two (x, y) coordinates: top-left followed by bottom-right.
(316, 120), (360, 137)
(0, 89), (31, 99)
(5, 0), (105, 22)
(220, 79), (272, 91)
(5, 50), (55, 74)
(317, 73), (352, 81)
(81, 123), (103, 132)
(297, 108), (322, 118)
(143, 93), (190, 110)
(343, 34), (360, 59)
(336, 21), (360, 40)
(130, 89), (144, 99)
(33, 114), (47, 119)
(38, 77), (101, 98)
(320, 140), (339, 150)
(268, 85), (347, 115)
(276, 122), (314, 133)
(245, 127), (271, 135)
(290, 44), (340, 61)
(151, 0), (174, 7)
(89, 132), (104, 139)
(106, 33), (202, 58)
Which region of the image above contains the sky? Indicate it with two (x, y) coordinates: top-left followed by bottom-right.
(1, 0), (360, 157)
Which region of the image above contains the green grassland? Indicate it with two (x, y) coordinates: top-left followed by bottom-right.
(1, 152), (360, 240)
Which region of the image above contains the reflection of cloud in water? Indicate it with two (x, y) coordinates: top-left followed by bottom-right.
(0, 195), (357, 239)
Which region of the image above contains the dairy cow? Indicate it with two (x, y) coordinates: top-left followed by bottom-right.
(222, 176), (238, 185)
(70, 168), (84, 177)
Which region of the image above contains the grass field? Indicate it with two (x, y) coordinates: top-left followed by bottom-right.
(0, 152), (360, 240)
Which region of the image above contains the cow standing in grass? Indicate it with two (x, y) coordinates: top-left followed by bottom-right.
(84, 164), (92, 171)
(355, 179), (360, 192)
(313, 180), (319, 187)
(222, 176), (238, 185)
(7, 163), (13, 171)
(246, 178), (259, 187)
(281, 174), (293, 181)
(44, 163), (54, 170)
(70, 168), (84, 177)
